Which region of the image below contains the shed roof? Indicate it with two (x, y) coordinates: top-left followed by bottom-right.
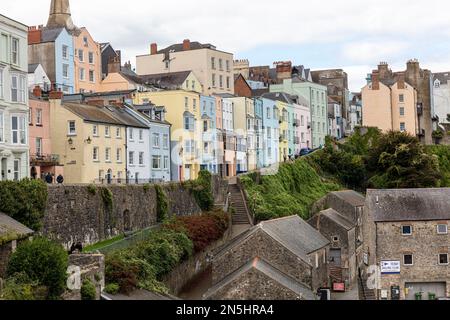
(63, 103), (124, 126)
(331, 190), (366, 207)
(320, 208), (355, 231)
(366, 188), (450, 222)
(139, 71), (192, 88)
(0, 213), (34, 244)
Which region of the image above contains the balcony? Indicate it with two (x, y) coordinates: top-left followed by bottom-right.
(30, 154), (61, 166)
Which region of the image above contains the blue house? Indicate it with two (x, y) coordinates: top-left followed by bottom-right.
(261, 97), (280, 168)
(200, 95), (219, 174)
(28, 27), (75, 94)
(253, 97), (264, 169)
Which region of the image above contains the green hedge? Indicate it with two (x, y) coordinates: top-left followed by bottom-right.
(427, 145), (450, 187)
(183, 170), (214, 211)
(0, 179), (48, 231)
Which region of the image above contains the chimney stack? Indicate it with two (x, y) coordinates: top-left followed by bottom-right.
(32, 85), (42, 98)
(274, 61), (292, 82)
(183, 39), (191, 51)
(371, 70), (380, 90)
(397, 72), (406, 89)
(108, 56), (121, 74)
(28, 26), (42, 45)
(150, 43), (157, 55)
(378, 62), (390, 79)
(49, 88), (63, 100)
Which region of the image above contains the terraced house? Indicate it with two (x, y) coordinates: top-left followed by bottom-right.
(200, 95), (219, 174)
(0, 14), (29, 181)
(260, 97), (280, 168)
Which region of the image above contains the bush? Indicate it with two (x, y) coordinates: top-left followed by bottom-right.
(104, 283), (120, 295)
(80, 279), (96, 300)
(87, 185), (97, 195)
(0, 179), (48, 231)
(6, 237), (69, 300)
(101, 187), (114, 213)
(155, 185), (169, 222)
(184, 170), (214, 211)
(0, 273), (47, 300)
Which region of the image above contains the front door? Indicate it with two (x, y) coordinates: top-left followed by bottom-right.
(184, 165), (191, 181)
(1, 158), (7, 181)
(330, 249), (342, 267)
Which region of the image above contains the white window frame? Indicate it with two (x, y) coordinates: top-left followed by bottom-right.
(116, 148), (122, 163)
(116, 127), (121, 138)
(68, 120), (76, 135)
(437, 224), (448, 235)
(63, 64), (69, 79)
(153, 133), (160, 148)
(11, 114), (26, 145)
(129, 151), (135, 165)
(152, 155), (161, 170)
(105, 126), (110, 138)
(89, 70), (95, 83)
(139, 129), (144, 142)
(105, 147), (111, 162)
(163, 156), (169, 169)
(402, 225), (412, 236)
(403, 254), (414, 266)
(0, 68), (3, 99)
(139, 152), (144, 165)
(36, 109), (42, 125)
(93, 125), (98, 137)
(78, 49), (84, 62)
(62, 45), (68, 60)
(79, 68), (85, 81)
(11, 37), (19, 65)
(0, 110), (3, 143)
(129, 128), (134, 141)
(13, 159), (20, 181)
(163, 134), (169, 149)
(93, 147), (99, 162)
(88, 52), (94, 64)
(438, 253), (449, 265)
(36, 137), (42, 156)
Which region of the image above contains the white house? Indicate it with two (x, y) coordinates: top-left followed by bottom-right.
(0, 14), (29, 181)
(28, 63), (51, 91)
(433, 72), (450, 125)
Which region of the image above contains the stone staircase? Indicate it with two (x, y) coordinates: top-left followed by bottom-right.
(228, 184), (252, 225)
(329, 266), (343, 284)
(358, 270), (377, 300)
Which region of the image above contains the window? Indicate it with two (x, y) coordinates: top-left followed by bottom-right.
(129, 151), (134, 165)
(163, 134), (169, 149)
(78, 49), (84, 62)
(186, 80), (190, 90)
(0, 111), (3, 142)
(439, 254), (449, 265)
(93, 125), (98, 136)
(165, 60), (169, 69)
(129, 128), (134, 140)
(36, 109), (42, 126)
(184, 140), (194, 154)
(62, 45), (69, 59)
(437, 224), (448, 235)
(219, 58), (223, 70)
(11, 74), (26, 103)
(89, 70), (95, 83)
(403, 254), (413, 266)
(83, 37), (88, 46)
(105, 126), (110, 137)
(152, 156), (161, 169)
(184, 116), (194, 131)
(115, 127), (121, 138)
(212, 74), (216, 87)
(226, 60), (230, 72)
(203, 120), (208, 132)
(36, 137), (42, 155)
(193, 99), (197, 111)
(139, 152), (144, 165)
(68, 121), (76, 135)
(139, 129), (144, 141)
(0, 68), (3, 98)
(400, 122), (406, 132)
(11, 38), (19, 65)
(399, 94), (404, 103)
(184, 97), (189, 110)
(93, 147), (99, 161)
(105, 148), (111, 162)
(211, 57), (215, 69)
(153, 133), (160, 148)
(88, 52), (94, 64)
(116, 148), (122, 162)
(219, 75), (223, 88)
(13, 159), (20, 181)
(28, 109), (32, 124)
(163, 156), (169, 169)
(63, 64), (69, 78)
(11, 115), (26, 144)
(192, 80), (195, 91)
(400, 107), (405, 116)
(79, 68), (85, 81)
(402, 225), (412, 235)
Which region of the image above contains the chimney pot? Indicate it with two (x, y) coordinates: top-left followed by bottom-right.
(49, 89), (63, 100)
(150, 43), (157, 55)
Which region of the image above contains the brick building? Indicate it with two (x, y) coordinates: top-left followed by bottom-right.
(205, 215), (330, 300)
(363, 188), (450, 300)
(234, 74), (252, 98)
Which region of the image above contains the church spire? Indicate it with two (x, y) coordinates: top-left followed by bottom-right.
(46, 0), (76, 31)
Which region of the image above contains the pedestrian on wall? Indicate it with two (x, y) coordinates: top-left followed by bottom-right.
(45, 172), (53, 184)
(57, 174), (64, 184)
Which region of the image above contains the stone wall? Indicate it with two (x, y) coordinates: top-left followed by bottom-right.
(43, 180), (216, 248)
(0, 242), (14, 279)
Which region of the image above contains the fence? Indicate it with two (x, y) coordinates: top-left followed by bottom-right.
(93, 178), (165, 185)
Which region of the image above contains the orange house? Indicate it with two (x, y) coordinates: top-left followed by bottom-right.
(74, 27), (102, 93)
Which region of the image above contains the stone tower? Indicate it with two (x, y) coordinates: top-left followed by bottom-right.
(46, 0), (76, 31)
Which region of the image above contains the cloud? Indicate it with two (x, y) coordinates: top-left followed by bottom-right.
(340, 41), (411, 65)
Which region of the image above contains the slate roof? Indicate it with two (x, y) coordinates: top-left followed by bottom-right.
(433, 72), (450, 85)
(106, 105), (148, 128)
(214, 215), (329, 264)
(204, 257), (316, 300)
(366, 188), (450, 222)
(139, 71), (191, 88)
(251, 88), (270, 97)
(63, 103), (124, 126)
(28, 63), (40, 73)
(320, 208), (355, 231)
(331, 190), (366, 207)
(0, 212), (34, 243)
(156, 41), (218, 55)
(261, 92), (293, 104)
(40, 27), (64, 43)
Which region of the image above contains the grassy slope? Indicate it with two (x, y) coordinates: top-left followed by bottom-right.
(240, 157), (341, 221)
(427, 145), (450, 187)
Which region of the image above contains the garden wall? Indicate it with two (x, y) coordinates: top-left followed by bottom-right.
(43, 179), (225, 249)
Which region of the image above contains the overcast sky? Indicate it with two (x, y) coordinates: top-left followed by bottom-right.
(4, 0), (450, 91)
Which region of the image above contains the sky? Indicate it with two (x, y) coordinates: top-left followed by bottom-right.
(4, 0), (450, 91)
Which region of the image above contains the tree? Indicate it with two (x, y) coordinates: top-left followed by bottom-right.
(7, 237), (69, 300)
(367, 131), (440, 188)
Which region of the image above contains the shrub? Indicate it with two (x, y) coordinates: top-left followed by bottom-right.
(155, 185), (169, 222)
(87, 185), (97, 195)
(80, 279), (96, 300)
(104, 283), (120, 295)
(0, 273), (47, 300)
(184, 170), (214, 211)
(101, 187), (114, 213)
(0, 179), (48, 231)
(7, 237), (68, 300)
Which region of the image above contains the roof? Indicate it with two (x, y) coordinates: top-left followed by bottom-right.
(139, 71), (191, 88)
(366, 188), (450, 222)
(155, 41), (222, 55)
(214, 215), (329, 264)
(106, 105), (148, 128)
(102, 289), (179, 301)
(320, 208), (355, 231)
(28, 63), (40, 73)
(40, 27), (64, 43)
(0, 212), (34, 244)
(434, 72), (450, 85)
(331, 190), (366, 207)
(261, 92), (294, 104)
(63, 103), (124, 126)
(204, 257), (316, 300)
(251, 88), (270, 97)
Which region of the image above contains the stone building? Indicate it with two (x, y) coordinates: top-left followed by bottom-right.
(206, 215), (330, 300)
(309, 190), (366, 290)
(233, 59), (249, 79)
(363, 188), (450, 300)
(0, 212), (34, 278)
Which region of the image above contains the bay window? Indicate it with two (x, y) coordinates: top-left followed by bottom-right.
(11, 115), (26, 144)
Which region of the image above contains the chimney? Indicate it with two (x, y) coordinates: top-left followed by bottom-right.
(371, 70), (380, 90)
(123, 61), (132, 71)
(406, 59), (420, 77)
(150, 43), (158, 55)
(397, 72), (406, 89)
(28, 26), (42, 45)
(49, 89), (63, 100)
(183, 39), (191, 51)
(32, 85), (42, 98)
(378, 62), (390, 79)
(108, 56), (121, 74)
(274, 61), (292, 82)
(115, 50), (122, 62)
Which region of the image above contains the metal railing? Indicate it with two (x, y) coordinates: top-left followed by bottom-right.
(94, 178), (165, 185)
(30, 154), (61, 165)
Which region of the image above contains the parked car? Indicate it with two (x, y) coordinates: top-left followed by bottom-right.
(299, 148), (311, 156)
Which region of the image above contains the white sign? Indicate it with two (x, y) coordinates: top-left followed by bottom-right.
(380, 261), (401, 274)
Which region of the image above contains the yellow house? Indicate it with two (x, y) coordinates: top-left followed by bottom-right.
(49, 94), (127, 183)
(133, 90), (201, 181)
(277, 101), (290, 161)
(362, 73), (418, 136)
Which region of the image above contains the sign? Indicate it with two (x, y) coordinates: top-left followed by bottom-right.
(380, 261), (401, 274)
(333, 283), (346, 292)
(363, 253), (369, 266)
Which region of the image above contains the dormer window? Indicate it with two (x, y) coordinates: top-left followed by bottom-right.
(434, 80), (441, 88)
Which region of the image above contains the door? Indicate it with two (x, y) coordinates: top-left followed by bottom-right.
(1, 158), (7, 180)
(184, 165), (191, 181)
(330, 249), (342, 267)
